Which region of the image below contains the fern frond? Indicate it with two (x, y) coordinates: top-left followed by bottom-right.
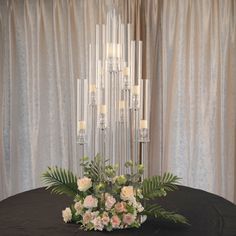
(142, 173), (180, 199)
(144, 204), (188, 224)
(42, 166), (78, 197)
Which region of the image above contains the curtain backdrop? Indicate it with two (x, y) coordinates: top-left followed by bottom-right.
(0, 0), (235, 203)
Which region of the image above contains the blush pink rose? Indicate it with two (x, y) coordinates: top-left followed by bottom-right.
(114, 202), (127, 213)
(101, 214), (110, 226)
(83, 195), (98, 209)
(82, 211), (93, 224)
(105, 194), (116, 210)
(111, 215), (121, 228)
(92, 216), (104, 231)
(74, 201), (83, 214)
(123, 213), (136, 225)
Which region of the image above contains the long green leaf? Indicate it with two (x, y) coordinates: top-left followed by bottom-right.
(144, 204), (188, 224)
(142, 173), (180, 199)
(42, 166), (78, 197)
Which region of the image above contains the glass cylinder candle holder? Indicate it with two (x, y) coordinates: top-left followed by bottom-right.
(98, 105), (106, 130)
(98, 113), (106, 130)
(132, 94), (139, 110)
(107, 58), (117, 72)
(131, 85), (139, 110)
(138, 128), (150, 143)
(122, 67), (130, 90)
(77, 129), (87, 144)
(138, 120), (150, 142)
(119, 100), (125, 123)
(77, 121), (87, 144)
(89, 84), (97, 106)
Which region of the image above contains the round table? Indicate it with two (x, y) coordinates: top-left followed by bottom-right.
(0, 186), (236, 236)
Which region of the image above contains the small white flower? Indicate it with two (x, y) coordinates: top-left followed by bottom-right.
(62, 207), (72, 223)
(129, 196), (137, 206)
(77, 177), (92, 192)
(92, 216), (104, 231)
(137, 202), (144, 212)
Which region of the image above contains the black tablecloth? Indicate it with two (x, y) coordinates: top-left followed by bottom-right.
(0, 186), (236, 236)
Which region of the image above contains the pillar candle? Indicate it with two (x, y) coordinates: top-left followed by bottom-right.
(119, 100), (125, 109)
(133, 85), (140, 95)
(89, 84), (96, 93)
(123, 67), (129, 76)
(100, 105), (107, 114)
(140, 120), (148, 129)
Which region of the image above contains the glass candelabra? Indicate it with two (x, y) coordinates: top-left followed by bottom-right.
(76, 9), (151, 177)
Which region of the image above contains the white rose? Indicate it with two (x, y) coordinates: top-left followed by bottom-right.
(83, 195), (98, 209)
(62, 207), (72, 223)
(77, 177), (92, 192)
(120, 186), (134, 201)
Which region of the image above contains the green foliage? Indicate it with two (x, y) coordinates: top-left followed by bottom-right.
(124, 160), (144, 186)
(42, 167), (78, 197)
(144, 204), (189, 224)
(82, 154), (109, 182)
(142, 173), (180, 199)
(42, 157), (188, 227)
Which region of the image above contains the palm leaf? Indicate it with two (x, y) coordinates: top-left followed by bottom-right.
(142, 173), (180, 199)
(144, 204), (188, 224)
(42, 166), (78, 197)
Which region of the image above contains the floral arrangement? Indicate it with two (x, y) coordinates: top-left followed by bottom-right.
(42, 155), (188, 231)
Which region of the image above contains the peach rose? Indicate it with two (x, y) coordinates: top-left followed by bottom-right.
(101, 215), (110, 226)
(120, 186), (134, 201)
(114, 202), (127, 213)
(123, 213), (136, 225)
(111, 215), (121, 228)
(77, 177), (92, 192)
(82, 211), (92, 224)
(83, 195), (98, 209)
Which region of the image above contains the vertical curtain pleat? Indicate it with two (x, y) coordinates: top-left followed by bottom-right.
(161, 0), (236, 202)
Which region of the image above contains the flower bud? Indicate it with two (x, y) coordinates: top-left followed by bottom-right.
(116, 175), (127, 185)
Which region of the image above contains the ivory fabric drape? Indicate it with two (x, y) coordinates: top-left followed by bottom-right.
(0, 0), (235, 203)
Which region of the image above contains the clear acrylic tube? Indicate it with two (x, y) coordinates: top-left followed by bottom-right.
(136, 41), (142, 80)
